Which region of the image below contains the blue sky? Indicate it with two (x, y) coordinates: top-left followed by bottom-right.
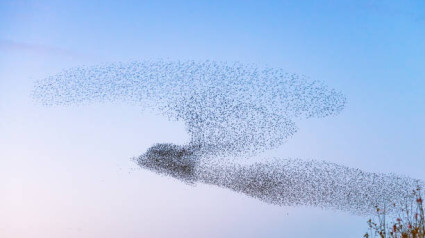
(1, 1), (424, 237)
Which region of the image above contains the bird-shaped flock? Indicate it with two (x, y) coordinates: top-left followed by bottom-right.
(33, 59), (422, 216)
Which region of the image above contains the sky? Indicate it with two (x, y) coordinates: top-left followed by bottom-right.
(0, 1), (424, 237)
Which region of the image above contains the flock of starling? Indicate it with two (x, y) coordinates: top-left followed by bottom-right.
(34, 60), (421, 216)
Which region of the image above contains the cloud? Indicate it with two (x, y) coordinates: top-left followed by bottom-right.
(0, 39), (74, 57)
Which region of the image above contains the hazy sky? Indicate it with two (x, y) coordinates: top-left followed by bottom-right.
(1, 1), (424, 237)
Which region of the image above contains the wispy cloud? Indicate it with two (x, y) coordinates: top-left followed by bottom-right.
(0, 39), (75, 57)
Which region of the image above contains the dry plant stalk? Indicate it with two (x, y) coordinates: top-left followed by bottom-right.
(365, 186), (425, 238)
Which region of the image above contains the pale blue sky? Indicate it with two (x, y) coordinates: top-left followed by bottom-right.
(1, 1), (424, 237)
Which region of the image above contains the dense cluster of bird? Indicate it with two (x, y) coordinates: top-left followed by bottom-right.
(137, 143), (421, 215)
(33, 60), (345, 156)
(34, 59), (420, 215)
